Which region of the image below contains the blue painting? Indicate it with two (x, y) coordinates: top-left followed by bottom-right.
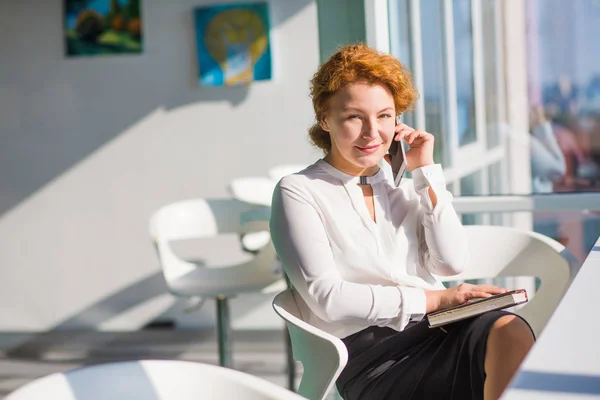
(194, 3), (272, 86)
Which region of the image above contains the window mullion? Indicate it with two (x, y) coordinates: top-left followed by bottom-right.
(494, 0), (510, 196)
(408, 0), (426, 130)
(471, 0), (490, 225)
(365, 0), (391, 53)
(472, 0), (487, 152)
(443, 0), (459, 170)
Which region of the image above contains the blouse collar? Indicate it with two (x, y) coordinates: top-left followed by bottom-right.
(316, 159), (387, 185)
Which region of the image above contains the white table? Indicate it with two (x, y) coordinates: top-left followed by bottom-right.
(502, 237), (600, 399)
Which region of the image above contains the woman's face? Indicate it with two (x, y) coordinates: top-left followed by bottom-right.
(322, 82), (396, 175)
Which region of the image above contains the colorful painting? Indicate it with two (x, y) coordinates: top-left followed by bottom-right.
(194, 3), (272, 86)
(64, 0), (143, 57)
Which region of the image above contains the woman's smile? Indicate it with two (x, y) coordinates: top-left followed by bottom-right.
(355, 143), (382, 154)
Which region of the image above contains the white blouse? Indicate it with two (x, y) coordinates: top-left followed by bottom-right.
(269, 159), (468, 338)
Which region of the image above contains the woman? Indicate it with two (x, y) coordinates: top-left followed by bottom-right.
(269, 44), (534, 400)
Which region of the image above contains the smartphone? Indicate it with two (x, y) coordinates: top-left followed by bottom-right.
(389, 118), (407, 187)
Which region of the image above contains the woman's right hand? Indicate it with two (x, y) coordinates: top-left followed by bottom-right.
(425, 283), (509, 313)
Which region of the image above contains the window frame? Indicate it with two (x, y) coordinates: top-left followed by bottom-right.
(369, 0), (600, 221)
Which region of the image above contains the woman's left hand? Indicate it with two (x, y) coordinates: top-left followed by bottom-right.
(394, 123), (435, 171)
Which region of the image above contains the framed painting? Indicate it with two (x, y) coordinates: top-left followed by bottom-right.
(65, 0), (143, 57)
(194, 3), (272, 86)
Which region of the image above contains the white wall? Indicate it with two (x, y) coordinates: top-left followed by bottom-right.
(0, 0), (320, 330)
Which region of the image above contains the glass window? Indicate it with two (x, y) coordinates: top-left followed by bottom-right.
(388, 0), (416, 127)
(459, 170), (482, 225)
(532, 210), (600, 263)
(420, 0), (448, 166)
(388, 0), (600, 195)
(452, 0), (477, 147)
(528, 0), (600, 193)
(385, 0), (600, 280)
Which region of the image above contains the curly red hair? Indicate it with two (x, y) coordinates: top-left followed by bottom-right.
(308, 43), (418, 153)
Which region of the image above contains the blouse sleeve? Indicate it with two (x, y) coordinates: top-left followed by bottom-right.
(411, 164), (469, 276)
(269, 177), (426, 331)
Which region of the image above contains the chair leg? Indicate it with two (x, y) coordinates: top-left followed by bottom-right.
(216, 296), (233, 368)
(283, 273), (297, 390)
(284, 326), (296, 390)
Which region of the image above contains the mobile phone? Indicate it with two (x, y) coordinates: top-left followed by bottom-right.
(389, 118), (407, 187)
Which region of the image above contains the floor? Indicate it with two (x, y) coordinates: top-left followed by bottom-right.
(0, 328), (339, 399)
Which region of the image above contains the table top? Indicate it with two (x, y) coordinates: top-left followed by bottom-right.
(502, 238), (600, 399)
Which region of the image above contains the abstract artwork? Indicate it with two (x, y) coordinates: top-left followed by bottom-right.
(194, 3), (272, 86)
(64, 0), (143, 57)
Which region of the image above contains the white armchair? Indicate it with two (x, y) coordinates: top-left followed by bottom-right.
(149, 198), (283, 367)
(272, 225), (580, 400)
(272, 290), (348, 400)
(267, 164), (309, 182)
(5, 360), (306, 400)
(443, 224), (580, 336)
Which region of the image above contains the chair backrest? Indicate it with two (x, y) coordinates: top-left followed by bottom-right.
(149, 198), (258, 241)
(272, 290), (348, 400)
(444, 225), (580, 336)
(149, 198), (274, 288)
(5, 360), (305, 400)
(228, 177), (276, 207)
(268, 164), (309, 182)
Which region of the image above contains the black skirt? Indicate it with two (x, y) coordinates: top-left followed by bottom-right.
(336, 310), (534, 400)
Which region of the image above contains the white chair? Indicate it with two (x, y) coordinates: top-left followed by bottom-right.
(5, 360), (306, 400)
(272, 225), (580, 400)
(226, 179), (300, 390)
(149, 198), (283, 368)
(273, 290), (348, 400)
(228, 176), (276, 208)
(228, 166), (308, 209)
(443, 224), (580, 336)
(268, 164), (309, 182)
(227, 177), (276, 252)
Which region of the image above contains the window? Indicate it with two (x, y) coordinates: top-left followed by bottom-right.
(382, 0), (600, 259)
(420, 0), (449, 166)
(386, 0), (600, 198)
(453, 0), (476, 147)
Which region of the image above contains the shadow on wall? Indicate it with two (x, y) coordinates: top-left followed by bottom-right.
(0, 0), (314, 216)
